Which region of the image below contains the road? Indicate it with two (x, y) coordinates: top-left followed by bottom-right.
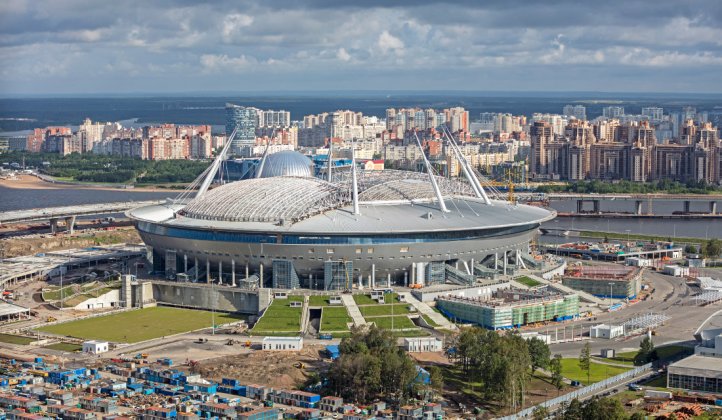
(538, 268), (722, 357)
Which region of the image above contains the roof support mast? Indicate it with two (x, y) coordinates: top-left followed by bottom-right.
(196, 127), (237, 199)
(351, 147), (360, 215)
(255, 128), (276, 179)
(413, 132), (449, 213)
(443, 126), (492, 205)
(327, 140), (333, 182)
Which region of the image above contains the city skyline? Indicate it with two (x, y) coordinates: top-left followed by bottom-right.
(1, 0), (722, 95)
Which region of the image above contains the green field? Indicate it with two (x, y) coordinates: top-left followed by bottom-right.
(250, 299), (302, 335)
(320, 307), (352, 331)
(420, 314), (440, 327)
(308, 295), (332, 307)
(353, 292), (398, 306)
(0, 334), (35, 345)
(38, 307), (242, 343)
(369, 315), (417, 330)
(560, 358), (631, 385)
(515, 276), (542, 288)
(41, 286), (75, 301)
(43, 342), (82, 352)
(599, 345), (691, 366)
(359, 304), (412, 317)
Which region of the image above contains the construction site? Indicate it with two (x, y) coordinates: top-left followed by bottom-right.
(435, 286), (579, 329)
(562, 264), (643, 300)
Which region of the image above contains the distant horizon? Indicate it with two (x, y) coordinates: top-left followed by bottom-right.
(2, 89), (722, 99)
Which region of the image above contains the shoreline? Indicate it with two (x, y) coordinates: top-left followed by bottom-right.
(0, 174), (185, 192)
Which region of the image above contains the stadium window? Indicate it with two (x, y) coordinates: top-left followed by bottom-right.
(355, 248), (362, 254)
(400, 247), (409, 253)
(367, 248), (374, 253)
(326, 249), (334, 254)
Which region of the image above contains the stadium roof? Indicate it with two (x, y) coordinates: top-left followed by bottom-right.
(259, 150), (314, 178)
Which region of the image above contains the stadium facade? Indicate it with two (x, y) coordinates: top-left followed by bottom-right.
(128, 137), (555, 290)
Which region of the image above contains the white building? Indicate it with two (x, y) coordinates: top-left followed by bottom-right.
(626, 257), (652, 267)
(82, 340), (109, 354)
(663, 265), (690, 277)
(520, 331), (552, 344)
(403, 337), (443, 352)
(262, 336), (303, 351)
(590, 324), (625, 339)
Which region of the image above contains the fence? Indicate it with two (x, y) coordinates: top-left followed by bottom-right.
(496, 363), (653, 420)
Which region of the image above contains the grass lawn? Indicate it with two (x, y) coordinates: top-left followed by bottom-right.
(308, 295), (332, 307)
(43, 342), (82, 352)
(359, 304), (412, 317)
(38, 307), (242, 343)
(599, 345), (692, 366)
(0, 334), (35, 345)
(641, 375), (667, 388)
(41, 286), (75, 301)
(320, 307), (352, 332)
(353, 294), (377, 305)
(250, 299), (302, 334)
(369, 315), (417, 330)
(515, 276), (542, 288)
(421, 314), (440, 327)
(560, 358), (631, 385)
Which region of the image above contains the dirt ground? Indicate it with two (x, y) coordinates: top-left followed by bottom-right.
(191, 345), (329, 389)
(0, 227), (141, 258)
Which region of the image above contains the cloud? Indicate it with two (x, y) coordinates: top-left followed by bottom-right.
(0, 0), (720, 93)
(378, 30), (404, 55)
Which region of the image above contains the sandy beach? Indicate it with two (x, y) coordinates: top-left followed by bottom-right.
(0, 174), (178, 192)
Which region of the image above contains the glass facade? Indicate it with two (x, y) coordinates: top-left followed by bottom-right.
(138, 221), (536, 245)
(225, 103), (258, 153)
(668, 373), (722, 393)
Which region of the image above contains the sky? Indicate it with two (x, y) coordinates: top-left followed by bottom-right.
(1, 0), (721, 95)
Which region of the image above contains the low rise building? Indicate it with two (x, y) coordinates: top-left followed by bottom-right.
(590, 324), (625, 339)
(402, 337), (443, 353)
(262, 337), (303, 351)
(562, 266), (642, 299)
(83, 341), (109, 355)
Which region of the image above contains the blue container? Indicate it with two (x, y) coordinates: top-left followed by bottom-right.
(34, 358), (43, 364)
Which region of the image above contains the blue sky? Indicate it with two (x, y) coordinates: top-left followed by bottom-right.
(1, 0), (721, 95)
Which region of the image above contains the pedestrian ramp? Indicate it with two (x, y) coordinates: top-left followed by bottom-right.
(341, 294), (367, 326)
(400, 292), (455, 329)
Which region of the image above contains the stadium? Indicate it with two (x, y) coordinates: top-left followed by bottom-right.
(128, 136), (555, 290)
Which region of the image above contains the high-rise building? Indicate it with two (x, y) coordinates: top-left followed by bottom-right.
(602, 106), (625, 119)
(225, 103), (258, 153)
(530, 121), (553, 178)
(562, 104), (587, 121)
(641, 107), (663, 122)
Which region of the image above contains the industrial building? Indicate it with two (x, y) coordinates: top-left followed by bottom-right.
(261, 337), (303, 351)
(129, 134), (554, 289)
(590, 324), (625, 339)
(436, 287), (579, 329)
(562, 265), (642, 299)
(402, 337), (443, 353)
(668, 356), (722, 393)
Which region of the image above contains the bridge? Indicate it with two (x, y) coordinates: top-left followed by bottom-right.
(513, 193), (722, 216)
(0, 200), (165, 233)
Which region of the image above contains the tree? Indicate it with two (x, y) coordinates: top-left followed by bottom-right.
(578, 342), (591, 385)
(562, 398), (584, 420)
(531, 405), (548, 420)
(629, 412), (646, 420)
(428, 366), (444, 398)
(581, 396), (627, 420)
(550, 354), (564, 392)
(527, 337), (551, 374)
(702, 238), (722, 260)
(636, 336), (656, 365)
(685, 244), (698, 254)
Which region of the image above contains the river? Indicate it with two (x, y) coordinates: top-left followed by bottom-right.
(0, 182), (719, 240)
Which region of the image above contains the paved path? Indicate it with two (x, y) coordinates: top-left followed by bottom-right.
(341, 294), (366, 326)
(400, 292), (455, 329)
(300, 295), (310, 334)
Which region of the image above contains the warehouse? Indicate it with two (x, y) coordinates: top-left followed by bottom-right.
(436, 287), (579, 330)
(668, 355), (722, 393)
(561, 266), (642, 299)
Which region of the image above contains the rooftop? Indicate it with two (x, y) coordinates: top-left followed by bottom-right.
(669, 355), (722, 371)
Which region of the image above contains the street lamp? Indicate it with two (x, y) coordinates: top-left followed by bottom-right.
(609, 282), (614, 304)
(625, 229), (631, 244)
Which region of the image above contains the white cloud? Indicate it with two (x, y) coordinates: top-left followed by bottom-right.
(336, 47), (351, 62)
(199, 54), (256, 72)
(378, 30), (404, 55)
(222, 13), (254, 42)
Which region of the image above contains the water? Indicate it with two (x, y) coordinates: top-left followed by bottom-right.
(1, 92), (721, 133)
(0, 184), (174, 212)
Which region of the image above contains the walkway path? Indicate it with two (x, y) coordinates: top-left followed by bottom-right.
(340, 294), (367, 326)
(400, 292), (455, 329)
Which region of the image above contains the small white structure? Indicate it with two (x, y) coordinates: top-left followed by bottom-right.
(329, 296), (343, 305)
(262, 336), (303, 351)
(663, 265), (690, 277)
(520, 331), (552, 344)
(403, 337), (443, 352)
(600, 348), (616, 358)
(590, 324), (624, 339)
(626, 257), (652, 267)
(82, 340), (109, 354)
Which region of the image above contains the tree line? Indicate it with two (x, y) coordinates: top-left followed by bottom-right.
(2, 152), (208, 184)
(537, 179), (722, 195)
